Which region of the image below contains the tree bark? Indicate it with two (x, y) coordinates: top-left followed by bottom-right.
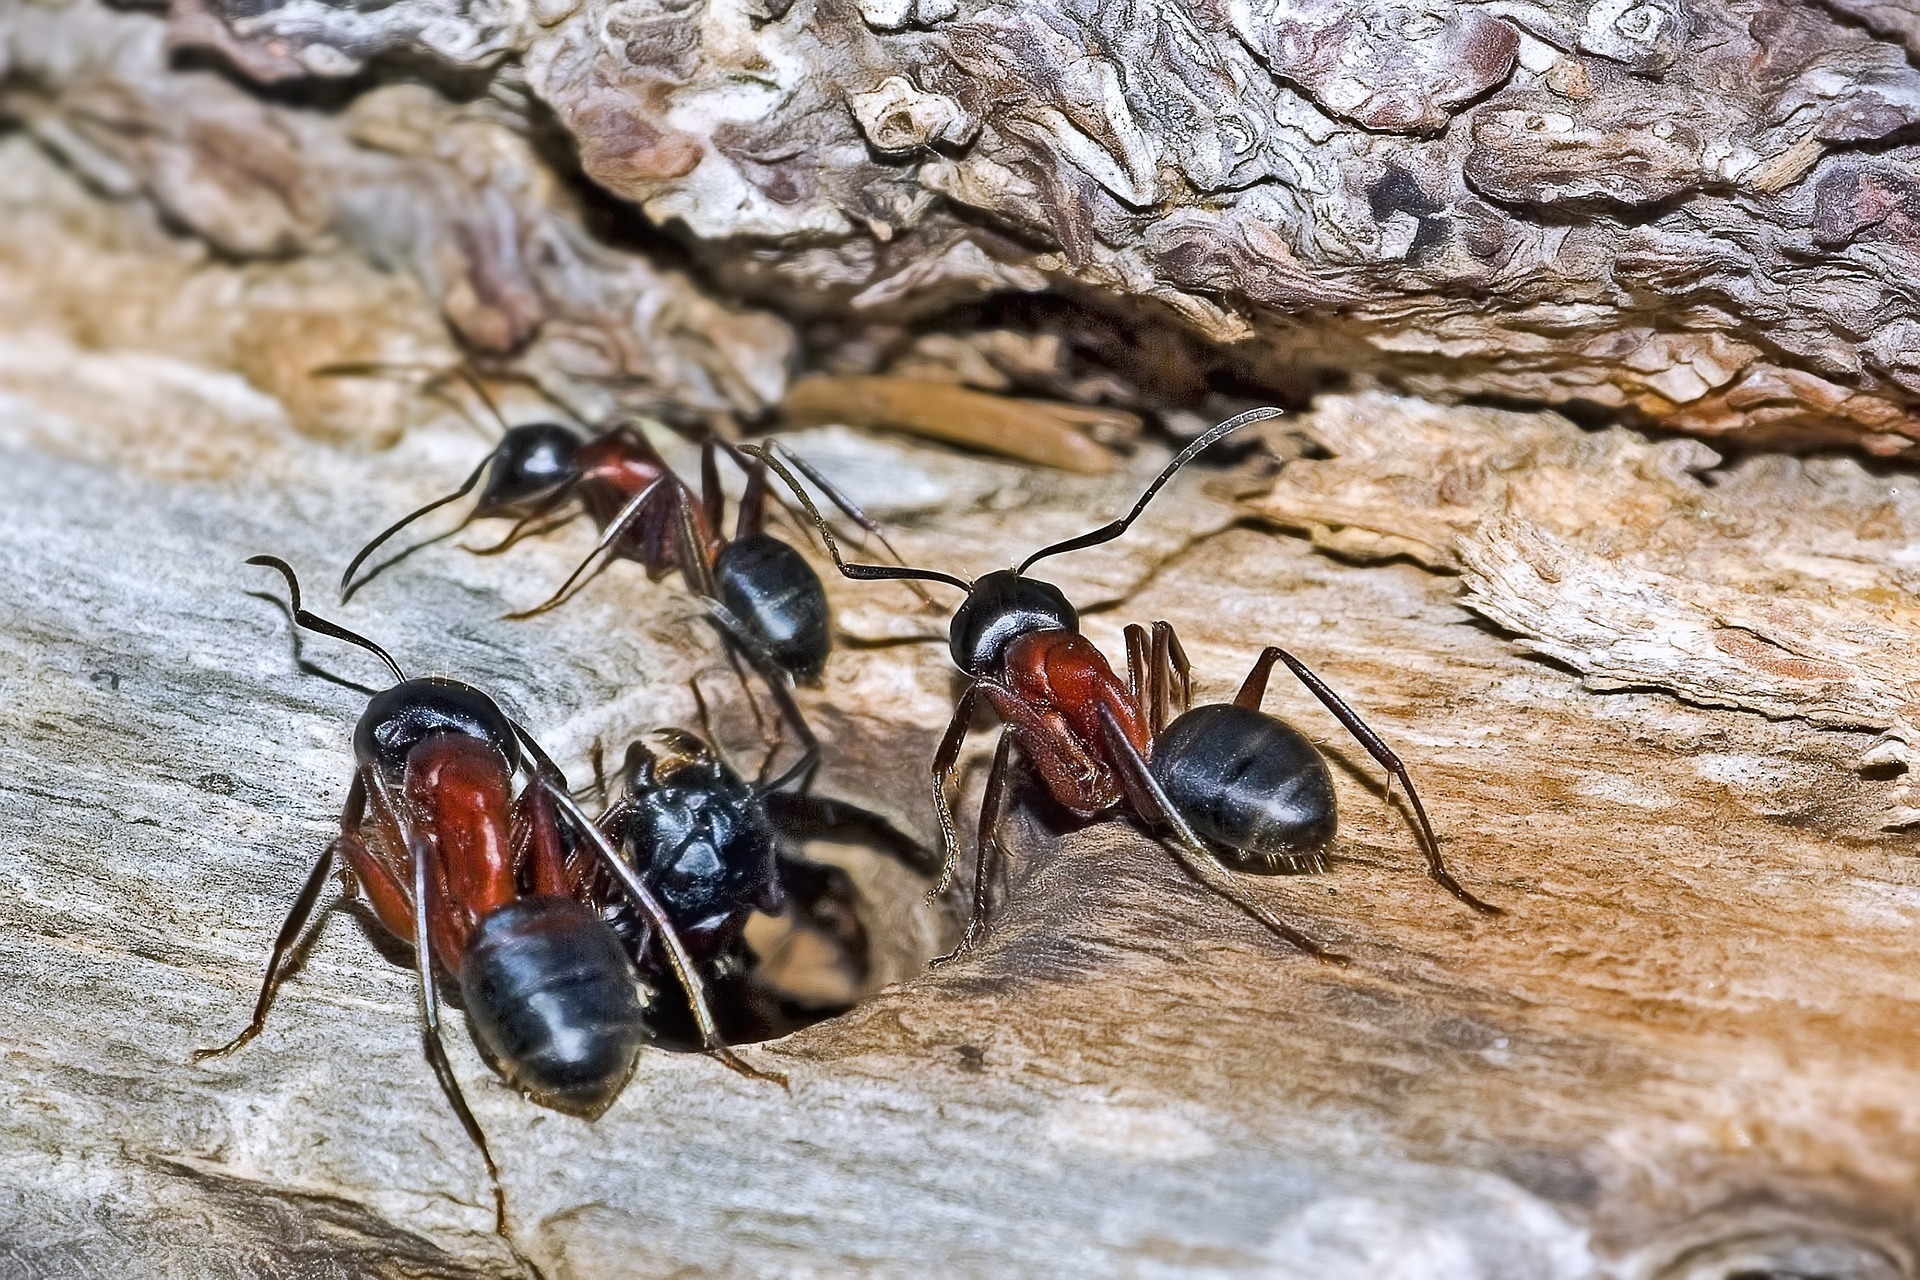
(10, 0), (1920, 452)
(4, 1), (1920, 1275)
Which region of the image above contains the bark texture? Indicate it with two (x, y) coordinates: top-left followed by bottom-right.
(4, 134), (1920, 1276)
(8, 0), (1920, 454)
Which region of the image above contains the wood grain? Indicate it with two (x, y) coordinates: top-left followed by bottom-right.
(1, 139), (1918, 1277)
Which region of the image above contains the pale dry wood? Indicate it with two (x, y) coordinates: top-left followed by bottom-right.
(1246, 389), (1920, 824)
(2, 140), (1920, 1279)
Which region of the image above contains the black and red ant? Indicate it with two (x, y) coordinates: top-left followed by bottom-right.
(327, 364), (912, 689)
(749, 410), (1501, 964)
(196, 557), (778, 1233)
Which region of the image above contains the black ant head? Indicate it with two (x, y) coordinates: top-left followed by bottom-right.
(475, 423), (584, 516)
(949, 570), (1078, 677)
(354, 676), (523, 777)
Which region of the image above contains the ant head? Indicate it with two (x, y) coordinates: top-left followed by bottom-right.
(949, 570), (1078, 677)
(354, 676), (523, 777)
(475, 423), (584, 516)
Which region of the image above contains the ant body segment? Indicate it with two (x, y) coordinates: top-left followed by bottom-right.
(198, 557), (778, 1233)
(751, 410), (1501, 964)
(329, 364), (909, 690)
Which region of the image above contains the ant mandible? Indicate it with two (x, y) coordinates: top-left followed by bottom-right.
(749, 410), (1502, 964)
(327, 363), (913, 690)
(197, 557), (779, 1233)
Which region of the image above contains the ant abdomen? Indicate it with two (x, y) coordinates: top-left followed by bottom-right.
(1150, 704), (1338, 872)
(459, 897), (651, 1118)
(712, 533), (832, 683)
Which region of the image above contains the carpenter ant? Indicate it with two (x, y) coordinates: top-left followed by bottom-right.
(584, 678), (936, 1045)
(197, 556), (778, 1233)
(749, 410), (1501, 964)
(326, 363), (911, 689)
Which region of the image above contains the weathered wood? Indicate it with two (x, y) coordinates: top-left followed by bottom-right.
(10, 0), (1920, 457)
(2, 134), (1920, 1277)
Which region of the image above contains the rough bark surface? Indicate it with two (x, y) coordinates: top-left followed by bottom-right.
(8, 0), (1920, 457)
(4, 132), (1920, 1277)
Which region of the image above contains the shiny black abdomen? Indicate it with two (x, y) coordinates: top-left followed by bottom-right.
(1149, 704), (1337, 871)
(607, 762), (780, 958)
(458, 897), (649, 1117)
(713, 534), (831, 682)
(476, 423), (583, 516)
(353, 676), (521, 777)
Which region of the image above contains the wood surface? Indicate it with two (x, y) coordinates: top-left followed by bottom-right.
(1, 134), (1918, 1278)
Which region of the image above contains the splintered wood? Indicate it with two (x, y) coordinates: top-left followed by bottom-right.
(2, 145), (1920, 1278)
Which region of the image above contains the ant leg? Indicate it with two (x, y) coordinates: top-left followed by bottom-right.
(504, 475), (673, 619)
(1095, 705), (1349, 963)
(1244, 646), (1501, 916)
(686, 669), (754, 782)
(927, 683), (982, 901)
(463, 503), (575, 556)
(671, 478), (722, 600)
(520, 782), (572, 899)
(930, 732), (1013, 967)
(735, 454), (768, 542)
(192, 827), (347, 1059)
(719, 641), (773, 741)
(574, 739), (608, 805)
(408, 839), (512, 1238)
(740, 445), (973, 596)
(768, 444), (926, 586)
(701, 601), (819, 794)
(760, 793), (939, 877)
(755, 683), (788, 789)
(537, 777), (786, 1087)
(701, 439), (726, 539)
(1154, 622), (1192, 716)
(1123, 624), (1150, 718)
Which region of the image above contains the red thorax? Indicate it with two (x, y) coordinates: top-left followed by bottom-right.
(984, 630), (1150, 817)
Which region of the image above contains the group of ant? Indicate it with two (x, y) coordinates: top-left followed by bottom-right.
(198, 367), (1499, 1234)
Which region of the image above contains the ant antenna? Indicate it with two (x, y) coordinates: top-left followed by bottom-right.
(1016, 407), (1284, 574)
(248, 555), (409, 683)
(504, 475), (675, 619)
(313, 360), (523, 436)
(742, 445), (974, 594)
(338, 454), (492, 600)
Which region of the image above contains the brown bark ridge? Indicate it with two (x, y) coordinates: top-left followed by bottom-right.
(8, 0), (1920, 453)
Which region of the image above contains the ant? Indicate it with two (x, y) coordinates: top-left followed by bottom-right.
(197, 556), (778, 1235)
(749, 409), (1501, 964)
(327, 363), (913, 691)
(583, 675), (936, 1045)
